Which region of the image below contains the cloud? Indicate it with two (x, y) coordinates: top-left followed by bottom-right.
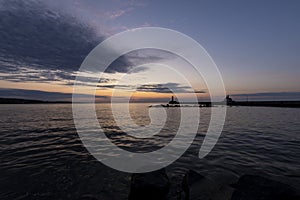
(0, 0), (142, 82)
(0, 0), (100, 72)
(0, 67), (76, 83)
(0, 88), (108, 101)
(97, 82), (205, 94)
(105, 0), (147, 20)
(137, 82), (203, 94)
(104, 49), (177, 74)
(194, 90), (206, 94)
(137, 83), (183, 93)
(97, 84), (132, 89)
(0, 1), (178, 87)
(106, 9), (128, 19)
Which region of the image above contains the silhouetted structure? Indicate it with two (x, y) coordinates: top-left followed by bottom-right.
(225, 95), (234, 105)
(160, 96), (181, 107)
(168, 96), (179, 105)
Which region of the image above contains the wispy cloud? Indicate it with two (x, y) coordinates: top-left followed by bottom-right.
(0, 67), (75, 83)
(97, 84), (132, 90)
(137, 83), (205, 94)
(106, 9), (129, 19)
(137, 83), (187, 93)
(97, 82), (206, 94)
(105, 0), (147, 20)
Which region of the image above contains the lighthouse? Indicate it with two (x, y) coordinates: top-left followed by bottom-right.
(168, 96), (179, 104)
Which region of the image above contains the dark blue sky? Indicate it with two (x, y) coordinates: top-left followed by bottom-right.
(113, 0), (300, 93)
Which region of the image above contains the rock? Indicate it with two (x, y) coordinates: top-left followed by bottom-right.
(128, 169), (170, 200)
(231, 174), (300, 200)
(182, 170), (234, 200)
(78, 194), (99, 200)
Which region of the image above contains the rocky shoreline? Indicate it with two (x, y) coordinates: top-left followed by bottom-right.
(129, 169), (300, 200)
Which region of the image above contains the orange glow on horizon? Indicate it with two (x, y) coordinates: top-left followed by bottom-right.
(1, 80), (210, 102)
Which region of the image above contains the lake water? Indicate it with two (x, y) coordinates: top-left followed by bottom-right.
(0, 104), (299, 199)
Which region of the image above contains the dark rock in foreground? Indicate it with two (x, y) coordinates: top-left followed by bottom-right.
(182, 170), (234, 200)
(78, 195), (99, 200)
(231, 174), (300, 200)
(128, 170), (299, 200)
(129, 169), (170, 200)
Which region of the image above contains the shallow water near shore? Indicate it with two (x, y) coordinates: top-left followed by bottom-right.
(0, 103), (299, 199)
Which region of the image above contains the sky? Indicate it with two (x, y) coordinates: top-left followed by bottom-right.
(0, 0), (299, 102)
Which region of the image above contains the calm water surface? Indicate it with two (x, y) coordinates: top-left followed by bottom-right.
(0, 104), (299, 199)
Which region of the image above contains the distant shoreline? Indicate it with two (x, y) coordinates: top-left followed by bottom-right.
(0, 98), (70, 104)
(226, 100), (300, 108)
(1, 98), (300, 108)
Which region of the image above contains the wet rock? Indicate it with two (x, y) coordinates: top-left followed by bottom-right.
(78, 194), (99, 200)
(182, 170), (234, 200)
(231, 174), (300, 200)
(129, 169), (170, 200)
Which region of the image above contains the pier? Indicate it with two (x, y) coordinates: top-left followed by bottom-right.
(227, 100), (300, 108)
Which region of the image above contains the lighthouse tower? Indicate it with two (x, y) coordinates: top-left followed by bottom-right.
(168, 96), (179, 104)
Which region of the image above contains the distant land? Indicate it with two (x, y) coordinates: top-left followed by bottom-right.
(1, 97), (300, 108)
(0, 98), (70, 104)
(227, 101), (300, 108)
